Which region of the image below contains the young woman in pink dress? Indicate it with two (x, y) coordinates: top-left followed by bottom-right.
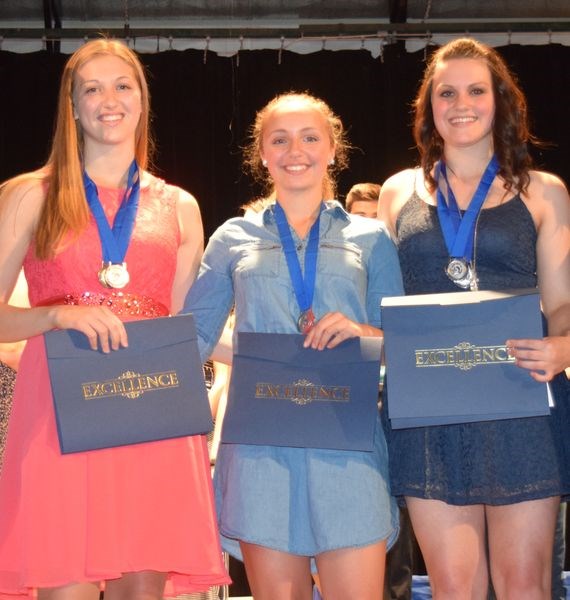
(0, 39), (229, 599)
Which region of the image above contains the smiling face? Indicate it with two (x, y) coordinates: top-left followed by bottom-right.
(73, 54), (143, 155)
(431, 57), (495, 152)
(260, 98), (335, 199)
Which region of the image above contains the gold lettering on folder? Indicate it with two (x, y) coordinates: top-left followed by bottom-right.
(82, 370), (180, 400)
(415, 342), (514, 371)
(254, 379), (350, 406)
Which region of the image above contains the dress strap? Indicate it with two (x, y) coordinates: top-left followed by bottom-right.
(412, 167), (420, 196)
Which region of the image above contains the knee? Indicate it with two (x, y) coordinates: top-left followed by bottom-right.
(431, 579), (470, 598)
(429, 566), (486, 599)
(492, 560), (549, 599)
(104, 571), (166, 600)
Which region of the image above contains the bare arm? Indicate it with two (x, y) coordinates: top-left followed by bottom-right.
(377, 168), (417, 237)
(170, 188), (204, 315)
(507, 171), (570, 381)
(210, 322), (233, 364)
(0, 177), (127, 353)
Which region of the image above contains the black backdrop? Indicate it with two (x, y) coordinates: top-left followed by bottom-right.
(1, 41), (570, 238)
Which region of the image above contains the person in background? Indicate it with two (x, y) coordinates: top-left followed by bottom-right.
(0, 38), (229, 598)
(345, 182), (381, 218)
(345, 182), (417, 600)
(183, 91), (404, 600)
(0, 271), (29, 473)
(378, 37), (570, 599)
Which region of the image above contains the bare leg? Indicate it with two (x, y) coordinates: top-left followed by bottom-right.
(104, 571), (167, 600)
(240, 541), (313, 600)
(38, 583), (100, 600)
(315, 540), (386, 600)
(406, 496), (488, 600)
(487, 496), (559, 600)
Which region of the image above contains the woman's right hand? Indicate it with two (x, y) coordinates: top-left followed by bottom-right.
(48, 305), (128, 353)
(507, 336), (570, 382)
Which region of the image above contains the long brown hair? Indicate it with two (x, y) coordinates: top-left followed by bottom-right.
(243, 91), (350, 201)
(18, 39), (153, 259)
(413, 37), (536, 193)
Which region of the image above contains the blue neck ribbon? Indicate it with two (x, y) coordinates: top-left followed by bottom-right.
(435, 155), (499, 261)
(83, 160), (141, 264)
(273, 201), (322, 315)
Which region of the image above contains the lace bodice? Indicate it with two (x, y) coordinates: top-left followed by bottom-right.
(396, 192), (538, 294)
(23, 174), (181, 314)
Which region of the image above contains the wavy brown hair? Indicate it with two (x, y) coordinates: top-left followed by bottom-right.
(1, 39), (153, 259)
(413, 37), (537, 194)
(243, 92), (350, 201)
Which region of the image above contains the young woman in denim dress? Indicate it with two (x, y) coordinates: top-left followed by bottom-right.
(184, 92), (404, 600)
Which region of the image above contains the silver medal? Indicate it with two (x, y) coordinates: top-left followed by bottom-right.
(98, 262), (130, 289)
(446, 258), (475, 290)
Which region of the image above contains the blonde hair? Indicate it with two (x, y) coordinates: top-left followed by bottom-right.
(243, 92), (350, 200)
(3, 39), (153, 259)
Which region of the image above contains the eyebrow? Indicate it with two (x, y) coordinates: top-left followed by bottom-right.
(267, 127), (320, 135)
(436, 80), (489, 87)
(78, 75), (133, 85)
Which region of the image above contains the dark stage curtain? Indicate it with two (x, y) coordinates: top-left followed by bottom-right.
(1, 43), (569, 238)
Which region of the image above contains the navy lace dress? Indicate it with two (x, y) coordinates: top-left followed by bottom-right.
(383, 191), (570, 504)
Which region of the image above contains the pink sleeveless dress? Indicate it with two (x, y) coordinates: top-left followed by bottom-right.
(0, 174), (230, 598)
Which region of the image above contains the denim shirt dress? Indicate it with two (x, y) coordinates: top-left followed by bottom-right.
(183, 201), (404, 558)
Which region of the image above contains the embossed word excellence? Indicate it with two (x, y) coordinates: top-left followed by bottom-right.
(254, 378), (351, 406)
(82, 370), (180, 400)
(415, 341), (514, 371)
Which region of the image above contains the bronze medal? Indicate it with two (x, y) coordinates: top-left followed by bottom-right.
(297, 308), (316, 334)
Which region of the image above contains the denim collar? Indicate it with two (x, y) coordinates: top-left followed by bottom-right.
(261, 200), (349, 233)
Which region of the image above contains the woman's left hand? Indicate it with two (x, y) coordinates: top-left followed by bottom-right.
(303, 312), (376, 350)
(507, 336), (570, 382)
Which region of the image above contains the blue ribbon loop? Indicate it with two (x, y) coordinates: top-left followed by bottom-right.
(83, 160), (141, 265)
(274, 201), (322, 317)
(436, 155), (499, 261)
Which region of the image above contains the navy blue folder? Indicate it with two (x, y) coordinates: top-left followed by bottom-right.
(45, 314), (212, 453)
(381, 289), (550, 428)
(221, 332), (383, 451)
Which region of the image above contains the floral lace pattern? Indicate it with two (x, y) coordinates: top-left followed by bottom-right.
(24, 174), (180, 313)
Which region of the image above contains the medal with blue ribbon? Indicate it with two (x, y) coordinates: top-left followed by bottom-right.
(274, 202), (322, 334)
(83, 160), (141, 289)
(435, 155), (499, 290)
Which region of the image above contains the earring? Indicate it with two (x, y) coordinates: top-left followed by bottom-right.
(328, 158), (335, 166)
(262, 159), (268, 167)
